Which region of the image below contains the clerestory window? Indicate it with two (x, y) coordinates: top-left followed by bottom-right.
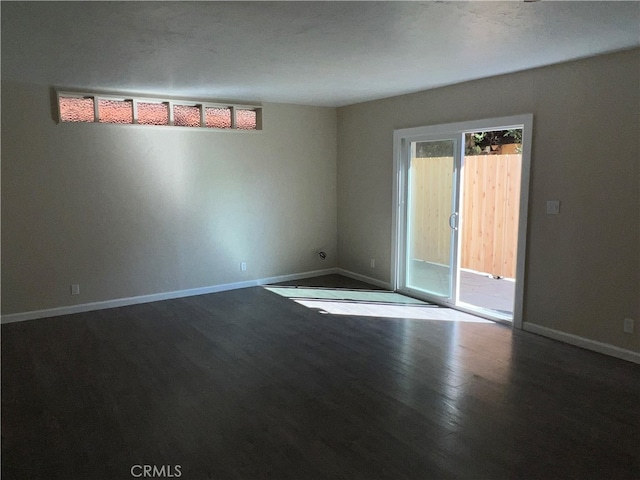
(57, 91), (261, 131)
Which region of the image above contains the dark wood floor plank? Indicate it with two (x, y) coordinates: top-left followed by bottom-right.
(2, 274), (639, 479)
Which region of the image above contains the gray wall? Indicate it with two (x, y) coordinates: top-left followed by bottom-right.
(337, 49), (639, 352)
(2, 45), (638, 356)
(1, 82), (337, 313)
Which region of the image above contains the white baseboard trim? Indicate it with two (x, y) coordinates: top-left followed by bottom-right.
(336, 269), (393, 290)
(523, 322), (640, 364)
(0, 268), (339, 324)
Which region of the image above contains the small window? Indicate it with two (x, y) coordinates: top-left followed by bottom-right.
(98, 99), (133, 124)
(59, 96), (94, 123)
(205, 107), (232, 129)
(137, 102), (169, 126)
(173, 104), (201, 127)
(236, 109), (257, 130)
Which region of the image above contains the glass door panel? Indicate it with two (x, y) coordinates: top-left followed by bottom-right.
(406, 140), (456, 299)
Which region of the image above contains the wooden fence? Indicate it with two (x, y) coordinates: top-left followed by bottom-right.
(410, 154), (521, 279)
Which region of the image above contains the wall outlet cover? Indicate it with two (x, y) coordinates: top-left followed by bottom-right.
(623, 318), (634, 334)
(546, 200), (560, 215)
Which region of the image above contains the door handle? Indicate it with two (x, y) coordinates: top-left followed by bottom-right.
(449, 212), (458, 230)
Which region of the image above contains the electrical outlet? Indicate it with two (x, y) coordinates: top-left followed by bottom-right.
(623, 318), (634, 334)
(370, 258), (376, 268)
(71, 284), (80, 295)
(546, 200), (560, 215)
(240, 262), (247, 272)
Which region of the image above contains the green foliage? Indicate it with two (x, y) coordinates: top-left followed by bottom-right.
(465, 129), (523, 155)
(504, 129), (523, 144)
(472, 132), (486, 143)
(465, 132), (488, 155)
(415, 140), (453, 158)
(416, 129), (523, 157)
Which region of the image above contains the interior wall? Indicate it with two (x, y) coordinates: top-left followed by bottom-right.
(337, 49), (640, 353)
(1, 82), (337, 314)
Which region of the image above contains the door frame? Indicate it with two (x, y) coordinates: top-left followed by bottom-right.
(391, 114), (533, 329)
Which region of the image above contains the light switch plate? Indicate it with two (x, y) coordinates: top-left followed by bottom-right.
(546, 200), (560, 215)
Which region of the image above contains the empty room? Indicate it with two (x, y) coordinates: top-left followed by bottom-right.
(2, 2), (639, 479)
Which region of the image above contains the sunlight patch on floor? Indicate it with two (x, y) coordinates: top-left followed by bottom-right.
(265, 286), (424, 304)
(264, 286), (493, 323)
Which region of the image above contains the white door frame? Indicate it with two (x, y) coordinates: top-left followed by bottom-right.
(391, 114), (533, 329)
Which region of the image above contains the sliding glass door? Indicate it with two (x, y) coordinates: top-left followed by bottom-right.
(393, 115), (533, 326)
(400, 136), (460, 303)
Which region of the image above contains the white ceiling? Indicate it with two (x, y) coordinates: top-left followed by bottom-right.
(2, 1), (639, 107)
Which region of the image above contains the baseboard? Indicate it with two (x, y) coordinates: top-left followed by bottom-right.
(6, 271), (636, 365)
(0, 268), (339, 324)
(523, 322), (640, 364)
(336, 269), (393, 290)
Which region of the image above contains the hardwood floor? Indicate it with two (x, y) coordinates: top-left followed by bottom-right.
(2, 275), (639, 479)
